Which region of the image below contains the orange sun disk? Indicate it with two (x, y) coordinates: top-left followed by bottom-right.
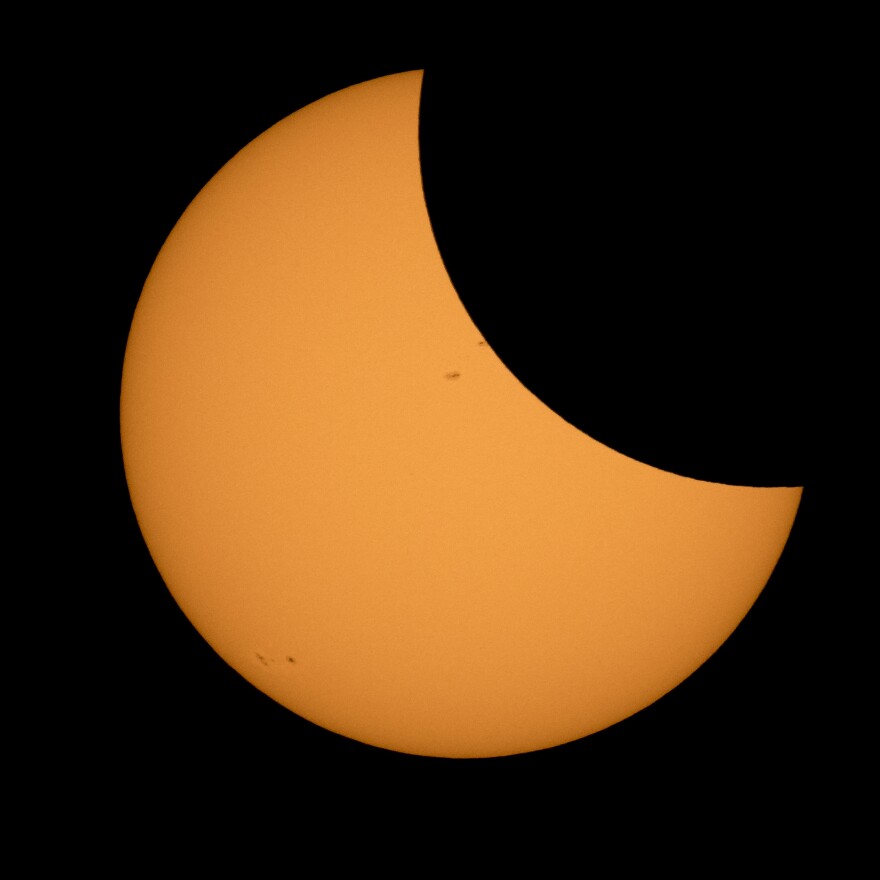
(120, 71), (801, 758)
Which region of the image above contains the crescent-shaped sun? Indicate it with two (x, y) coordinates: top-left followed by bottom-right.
(120, 70), (801, 758)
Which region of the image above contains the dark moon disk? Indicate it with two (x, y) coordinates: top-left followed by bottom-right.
(419, 50), (825, 487)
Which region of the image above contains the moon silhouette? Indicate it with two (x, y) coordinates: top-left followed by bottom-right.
(120, 70), (801, 758)
(419, 57), (814, 487)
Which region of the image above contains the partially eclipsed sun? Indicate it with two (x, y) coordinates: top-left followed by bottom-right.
(120, 71), (801, 758)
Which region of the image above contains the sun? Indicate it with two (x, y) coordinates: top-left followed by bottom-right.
(120, 70), (801, 758)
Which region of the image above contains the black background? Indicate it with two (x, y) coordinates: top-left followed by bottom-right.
(51, 26), (859, 824)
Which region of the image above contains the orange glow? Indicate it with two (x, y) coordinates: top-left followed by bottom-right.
(120, 71), (801, 758)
